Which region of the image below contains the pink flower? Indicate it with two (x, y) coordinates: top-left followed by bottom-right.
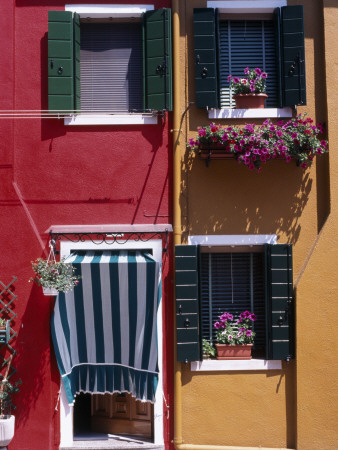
(227, 74), (232, 83)
(210, 124), (218, 132)
(261, 72), (267, 79)
(244, 67), (250, 75)
(249, 84), (256, 92)
(254, 67), (262, 76)
(232, 77), (240, 84)
(286, 155), (292, 163)
(198, 128), (206, 137)
(222, 133), (228, 141)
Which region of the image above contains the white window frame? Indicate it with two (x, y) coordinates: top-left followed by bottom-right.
(59, 238), (164, 447)
(64, 5), (158, 126)
(206, 0), (292, 119)
(188, 234), (282, 372)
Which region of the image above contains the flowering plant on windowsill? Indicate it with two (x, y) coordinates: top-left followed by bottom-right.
(187, 114), (328, 171)
(30, 258), (81, 293)
(214, 311), (256, 345)
(228, 67), (267, 94)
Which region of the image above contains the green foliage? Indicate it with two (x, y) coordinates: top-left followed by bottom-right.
(187, 114), (328, 171)
(0, 378), (22, 417)
(30, 258), (81, 293)
(214, 311), (256, 346)
(229, 67), (267, 94)
(0, 318), (7, 328)
(202, 339), (216, 358)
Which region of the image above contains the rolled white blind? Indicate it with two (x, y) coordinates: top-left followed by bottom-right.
(80, 22), (143, 112)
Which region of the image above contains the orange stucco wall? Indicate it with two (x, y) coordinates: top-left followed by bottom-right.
(177, 0), (337, 449)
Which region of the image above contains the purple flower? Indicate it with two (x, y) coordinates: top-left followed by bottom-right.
(286, 155), (292, 163)
(249, 313), (257, 321)
(276, 130), (283, 137)
(228, 335), (233, 341)
(232, 77), (240, 84)
(255, 68), (262, 76)
(291, 133), (298, 139)
(261, 72), (267, 79)
(249, 84), (256, 92)
(222, 133), (228, 141)
(188, 139), (196, 147)
(214, 321), (221, 329)
(246, 330), (252, 337)
(244, 67), (250, 75)
(198, 129), (206, 137)
(227, 74), (232, 83)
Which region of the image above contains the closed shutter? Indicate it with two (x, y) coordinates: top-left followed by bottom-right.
(175, 245), (201, 362)
(265, 244), (294, 361)
(193, 8), (219, 109)
(143, 9), (172, 111)
(48, 11), (75, 112)
(281, 5), (306, 106)
(80, 22), (143, 112)
(219, 19), (278, 108)
(200, 252), (265, 350)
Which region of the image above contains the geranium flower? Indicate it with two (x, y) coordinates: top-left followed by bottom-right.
(244, 67), (250, 74)
(255, 67), (262, 76)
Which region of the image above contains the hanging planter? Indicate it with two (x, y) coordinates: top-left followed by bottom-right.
(233, 93), (268, 109)
(187, 114), (328, 171)
(30, 240), (81, 295)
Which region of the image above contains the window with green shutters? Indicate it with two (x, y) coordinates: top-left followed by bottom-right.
(194, 5), (306, 109)
(175, 243), (294, 362)
(48, 9), (172, 113)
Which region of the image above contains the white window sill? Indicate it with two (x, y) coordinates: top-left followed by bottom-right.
(64, 114), (158, 126)
(191, 359), (282, 371)
(208, 108), (293, 120)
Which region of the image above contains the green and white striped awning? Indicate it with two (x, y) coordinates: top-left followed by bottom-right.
(51, 250), (161, 405)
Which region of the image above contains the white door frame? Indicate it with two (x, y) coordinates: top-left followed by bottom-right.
(58, 239), (164, 446)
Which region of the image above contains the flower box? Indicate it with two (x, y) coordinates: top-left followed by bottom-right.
(215, 344), (253, 360)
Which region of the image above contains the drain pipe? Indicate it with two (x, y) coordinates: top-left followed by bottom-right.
(172, 0), (183, 448)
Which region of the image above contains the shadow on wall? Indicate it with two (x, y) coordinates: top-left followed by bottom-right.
(181, 151), (313, 244)
(14, 279), (58, 428)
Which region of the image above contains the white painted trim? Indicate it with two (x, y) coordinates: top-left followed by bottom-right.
(64, 114), (158, 126)
(188, 235), (277, 246)
(47, 224), (172, 235)
(208, 108), (293, 119)
(59, 238), (164, 446)
(191, 359), (282, 371)
(207, 1), (287, 13)
(65, 4), (154, 18)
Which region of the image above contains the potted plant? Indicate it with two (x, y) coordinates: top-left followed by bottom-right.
(0, 355), (21, 447)
(187, 114), (328, 171)
(228, 67), (268, 108)
(30, 257), (81, 296)
(213, 311), (256, 360)
(202, 339), (216, 359)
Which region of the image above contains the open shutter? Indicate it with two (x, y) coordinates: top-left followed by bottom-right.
(193, 8), (219, 109)
(143, 9), (172, 111)
(274, 8), (283, 108)
(48, 11), (75, 112)
(73, 13), (81, 111)
(175, 245), (201, 362)
(280, 5), (306, 106)
(265, 244), (294, 361)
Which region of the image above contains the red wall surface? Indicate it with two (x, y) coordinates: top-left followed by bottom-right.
(0, 1), (173, 449)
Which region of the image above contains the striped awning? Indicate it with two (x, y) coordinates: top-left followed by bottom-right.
(51, 250), (161, 405)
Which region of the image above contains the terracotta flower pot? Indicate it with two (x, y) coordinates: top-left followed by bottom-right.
(233, 93), (268, 109)
(215, 344), (253, 360)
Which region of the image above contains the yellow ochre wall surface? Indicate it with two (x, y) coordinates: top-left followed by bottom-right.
(176, 0), (338, 449)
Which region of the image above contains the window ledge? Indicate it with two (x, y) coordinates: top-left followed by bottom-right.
(64, 114), (158, 126)
(208, 108), (293, 120)
(191, 359), (282, 371)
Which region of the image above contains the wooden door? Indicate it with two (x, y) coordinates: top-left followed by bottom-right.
(91, 393), (153, 439)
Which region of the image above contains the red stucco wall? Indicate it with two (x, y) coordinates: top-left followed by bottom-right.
(0, 1), (173, 449)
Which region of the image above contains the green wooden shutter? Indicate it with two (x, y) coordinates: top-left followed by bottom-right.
(274, 8), (283, 108)
(73, 12), (81, 111)
(175, 245), (201, 362)
(48, 11), (75, 112)
(281, 5), (306, 106)
(265, 244), (294, 361)
(193, 8), (219, 109)
(143, 9), (172, 111)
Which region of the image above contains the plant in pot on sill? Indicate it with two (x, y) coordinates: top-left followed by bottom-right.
(228, 67), (268, 109)
(214, 311), (256, 360)
(202, 339), (216, 359)
(187, 114), (328, 171)
(0, 356), (22, 447)
(30, 258), (81, 296)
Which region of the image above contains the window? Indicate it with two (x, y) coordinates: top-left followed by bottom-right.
(48, 7), (172, 114)
(175, 241), (294, 363)
(200, 249), (266, 355)
(193, 4), (306, 109)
